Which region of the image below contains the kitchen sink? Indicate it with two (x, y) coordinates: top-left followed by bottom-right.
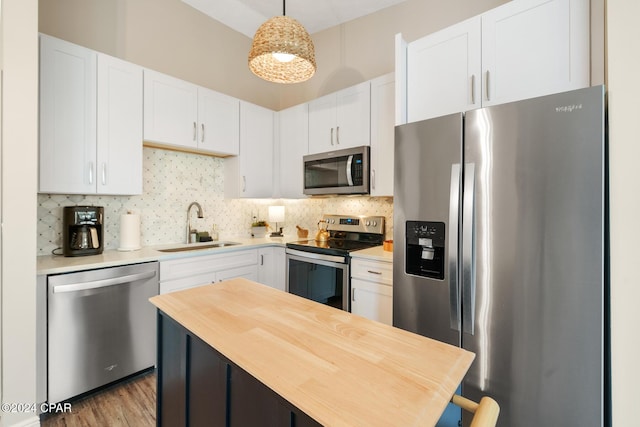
(157, 242), (241, 252)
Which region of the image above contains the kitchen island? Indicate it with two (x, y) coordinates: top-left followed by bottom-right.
(149, 278), (475, 427)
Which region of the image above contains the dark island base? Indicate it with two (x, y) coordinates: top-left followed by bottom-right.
(157, 311), (322, 427)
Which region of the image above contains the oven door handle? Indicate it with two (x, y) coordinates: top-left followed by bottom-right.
(286, 248), (347, 264)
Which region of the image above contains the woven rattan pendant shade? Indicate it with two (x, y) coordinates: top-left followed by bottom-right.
(248, 13), (316, 84)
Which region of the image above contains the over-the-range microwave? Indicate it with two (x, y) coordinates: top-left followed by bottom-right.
(303, 146), (370, 196)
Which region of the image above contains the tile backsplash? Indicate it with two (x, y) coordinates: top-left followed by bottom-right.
(37, 148), (394, 255)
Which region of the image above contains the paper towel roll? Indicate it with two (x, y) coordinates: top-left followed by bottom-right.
(118, 212), (141, 251)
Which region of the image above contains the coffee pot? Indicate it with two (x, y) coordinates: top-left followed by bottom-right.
(63, 206), (104, 256)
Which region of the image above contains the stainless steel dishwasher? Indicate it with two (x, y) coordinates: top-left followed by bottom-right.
(47, 261), (159, 403)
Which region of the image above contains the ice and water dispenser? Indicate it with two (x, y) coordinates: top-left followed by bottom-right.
(405, 221), (445, 280)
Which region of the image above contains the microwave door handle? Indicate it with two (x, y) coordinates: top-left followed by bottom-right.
(346, 155), (354, 186)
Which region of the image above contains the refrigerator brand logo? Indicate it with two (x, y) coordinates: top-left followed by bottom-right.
(555, 104), (583, 113)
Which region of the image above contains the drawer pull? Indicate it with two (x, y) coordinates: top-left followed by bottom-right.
(367, 270), (382, 275)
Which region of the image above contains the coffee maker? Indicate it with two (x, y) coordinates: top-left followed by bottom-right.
(62, 206), (104, 256)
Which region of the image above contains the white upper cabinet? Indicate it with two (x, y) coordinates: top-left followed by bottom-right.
(401, 0), (589, 123)
(143, 69), (198, 150)
(369, 73), (395, 197)
(406, 17), (481, 123)
(308, 81), (371, 154)
(277, 103), (309, 199)
(97, 54), (143, 195)
(143, 70), (239, 156)
(197, 87), (240, 155)
(39, 34), (142, 195)
(225, 101), (274, 199)
(481, 0), (589, 106)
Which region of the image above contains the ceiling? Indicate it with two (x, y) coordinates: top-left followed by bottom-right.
(182, 0), (410, 38)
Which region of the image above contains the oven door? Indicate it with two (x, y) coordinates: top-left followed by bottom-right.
(286, 249), (349, 311)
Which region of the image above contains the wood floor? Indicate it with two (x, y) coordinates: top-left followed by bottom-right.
(40, 370), (156, 427)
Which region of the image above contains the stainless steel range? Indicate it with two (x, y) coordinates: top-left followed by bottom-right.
(286, 214), (385, 311)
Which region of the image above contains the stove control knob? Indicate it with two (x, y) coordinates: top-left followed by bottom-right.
(372, 221), (377, 226)
(366, 220), (371, 226)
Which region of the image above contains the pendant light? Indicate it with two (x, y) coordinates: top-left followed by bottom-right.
(248, 0), (316, 84)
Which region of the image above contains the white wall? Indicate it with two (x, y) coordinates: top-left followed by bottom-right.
(0, 0), (39, 426)
(607, 0), (640, 424)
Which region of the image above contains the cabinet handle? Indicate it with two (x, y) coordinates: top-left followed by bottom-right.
(336, 126), (340, 145)
(352, 288), (356, 301)
(260, 254), (264, 265)
(88, 162), (94, 185)
(330, 127), (334, 145)
(484, 70), (491, 101)
(371, 169), (376, 190)
(101, 163), (107, 186)
(367, 270), (382, 275)
(242, 176), (246, 192)
(193, 122), (197, 141)
(201, 124), (205, 143)
(470, 74), (476, 105)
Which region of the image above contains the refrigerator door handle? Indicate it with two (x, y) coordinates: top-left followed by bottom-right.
(448, 163), (462, 331)
(462, 163), (476, 335)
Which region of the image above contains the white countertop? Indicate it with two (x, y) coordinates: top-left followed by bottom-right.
(37, 236), (296, 275)
(38, 236), (393, 275)
(350, 245), (393, 263)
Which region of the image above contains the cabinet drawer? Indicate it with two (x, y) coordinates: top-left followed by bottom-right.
(160, 249), (258, 281)
(351, 258), (392, 285)
(160, 274), (216, 294)
(215, 265), (258, 283)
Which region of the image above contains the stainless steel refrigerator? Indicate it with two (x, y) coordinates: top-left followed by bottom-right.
(393, 86), (607, 427)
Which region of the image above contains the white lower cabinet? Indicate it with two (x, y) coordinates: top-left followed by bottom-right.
(160, 249), (258, 294)
(257, 247), (286, 291)
(350, 258), (393, 325)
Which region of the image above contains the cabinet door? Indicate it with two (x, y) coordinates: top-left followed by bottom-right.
(229, 366), (291, 426)
(97, 54), (143, 195)
(407, 16), (481, 123)
(307, 93), (336, 154)
(237, 102), (274, 198)
(143, 69), (198, 149)
(370, 73), (395, 197)
(278, 104), (308, 198)
(258, 247), (286, 291)
(335, 81), (371, 150)
(351, 279), (393, 325)
(158, 314), (187, 427)
(39, 34), (97, 194)
(481, 0), (589, 106)
(197, 87), (240, 156)
(189, 334), (228, 426)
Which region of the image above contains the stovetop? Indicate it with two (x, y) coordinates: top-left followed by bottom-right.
(286, 215), (385, 257)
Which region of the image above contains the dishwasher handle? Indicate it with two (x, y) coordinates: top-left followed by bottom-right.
(52, 270), (157, 294)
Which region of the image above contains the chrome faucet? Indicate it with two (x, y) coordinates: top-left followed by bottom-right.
(186, 202), (204, 243)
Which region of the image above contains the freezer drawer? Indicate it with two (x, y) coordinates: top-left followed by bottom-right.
(47, 262), (159, 403)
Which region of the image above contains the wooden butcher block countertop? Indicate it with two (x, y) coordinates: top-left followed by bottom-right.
(149, 278), (475, 427)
